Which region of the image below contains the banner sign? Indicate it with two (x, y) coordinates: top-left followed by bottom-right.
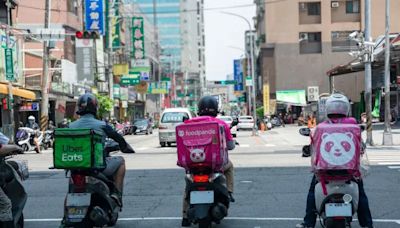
(76, 39), (94, 85)
(132, 17), (145, 59)
(85, 0), (105, 35)
(147, 82), (169, 94)
(233, 59), (243, 91)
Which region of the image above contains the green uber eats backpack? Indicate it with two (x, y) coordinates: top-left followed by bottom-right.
(53, 128), (106, 170)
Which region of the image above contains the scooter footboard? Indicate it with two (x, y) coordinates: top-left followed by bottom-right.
(315, 181), (359, 216)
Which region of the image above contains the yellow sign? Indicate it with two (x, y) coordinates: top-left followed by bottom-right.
(270, 99), (277, 114)
(113, 64), (129, 76)
(135, 81), (148, 94)
(263, 84), (270, 115)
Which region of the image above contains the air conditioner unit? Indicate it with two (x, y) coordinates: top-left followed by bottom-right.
(300, 33), (308, 40)
(331, 1), (340, 8)
(307, 86), (319, 102)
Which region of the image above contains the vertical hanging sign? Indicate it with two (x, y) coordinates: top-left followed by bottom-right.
(132, 17), (145, 59)
(85, 0), (105, 35)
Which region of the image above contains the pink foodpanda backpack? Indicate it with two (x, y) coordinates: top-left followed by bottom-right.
(311, 117), (362, 178)
(176, 116), (228, 172)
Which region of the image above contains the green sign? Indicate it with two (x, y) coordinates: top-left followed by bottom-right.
(276, 90), (306, 106)
(113, 84), (120, 98)
(215, 80), (236, 85)
(5, 48), (14, 81)
(238, 96), (246, 102)
(106, 0), (121, 49)
(132, 17), (145, 59)
(120, 73), (140, 86)
(161, 77), (171, 82)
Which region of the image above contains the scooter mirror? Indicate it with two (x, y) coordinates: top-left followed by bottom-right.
(299, 128), (311, 136)
(231, 119), (239, 128)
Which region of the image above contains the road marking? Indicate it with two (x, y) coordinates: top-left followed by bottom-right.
(240, 180), (253, 183)
(240, 144), (250, 148)
(388, 166), (400, 169)
(377, 162), (400, 165)
(136, 147), (149, 151)
(265, 144), (276, 147)
(24, 217), (400, 224)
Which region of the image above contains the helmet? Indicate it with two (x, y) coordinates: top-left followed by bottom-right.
(198, 96), (219, 117)
(325, 93), (350, 118)
(76, 93), (98, 116)
(28, 116), (35, 121)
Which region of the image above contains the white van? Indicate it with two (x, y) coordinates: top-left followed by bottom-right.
(158, 108), (196, 147)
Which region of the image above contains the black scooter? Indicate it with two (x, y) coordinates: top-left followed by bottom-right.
(60, 141), (124, 228)
(0, 146), (29, 228)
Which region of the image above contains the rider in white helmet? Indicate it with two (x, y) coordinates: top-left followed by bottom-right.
(296, 92), (374, 228)
(25, 115), (41, 153)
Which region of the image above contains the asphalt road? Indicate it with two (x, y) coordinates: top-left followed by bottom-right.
(13, 128), (400, 227)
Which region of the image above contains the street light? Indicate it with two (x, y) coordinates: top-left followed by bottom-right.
(221, 11), (258, 136)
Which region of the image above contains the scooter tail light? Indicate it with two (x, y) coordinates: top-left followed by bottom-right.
(71, 174), (86, 192)
(193, 174), (209, 183)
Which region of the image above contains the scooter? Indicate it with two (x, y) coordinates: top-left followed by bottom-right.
(43, 130), (54, 150)
(59, 140), (123, 228)
(299, 127), (362, 228)
(0, 145), (29, 228)
(15, 127), (43, 153)
(184, 165), (231, 228)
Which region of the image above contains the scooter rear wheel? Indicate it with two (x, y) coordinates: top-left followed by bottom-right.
(325, 217), (347, 228)
(198, 219), (212, 228)
(16, 213), (24, 228)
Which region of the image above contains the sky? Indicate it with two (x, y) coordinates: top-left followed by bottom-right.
(204, 0), (256, 81)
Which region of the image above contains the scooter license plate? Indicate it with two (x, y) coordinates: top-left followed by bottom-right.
(66, 193), (91, 207)
(190, 191), (214, 204)
(325, 203), (352, 217)
(67, 206), (88, 220)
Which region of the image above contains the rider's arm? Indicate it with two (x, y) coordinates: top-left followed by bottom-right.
(223, 124), (235, 150)
(102, 125), (135, 153)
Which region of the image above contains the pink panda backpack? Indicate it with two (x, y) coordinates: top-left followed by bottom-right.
(311, 119), (362, 179)
(176, 116), (228, 172)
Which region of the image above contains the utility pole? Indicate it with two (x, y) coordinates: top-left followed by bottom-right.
(383, 0), (393, 145)
(250, 31), (257, 136)
(108, 0), (114, 118)
(40, 0), (51, 131)
(364, 0), (374, 145)
(5, 0), (14, 141)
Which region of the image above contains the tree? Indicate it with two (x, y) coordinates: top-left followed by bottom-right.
(96, 94), (113, 119)
(256, 106), (264, 119)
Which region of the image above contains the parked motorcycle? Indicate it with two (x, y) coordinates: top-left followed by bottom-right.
(0, 145), (29, 228)
(15, 127), (43, 153)
(59, 140), (123, 228)
(271, 116), (282, 127)
(299, 126), (364, 228)
(263, 116), (273, 130)
(43, 130), (54, 150)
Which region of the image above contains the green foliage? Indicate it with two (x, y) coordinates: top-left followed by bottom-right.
(256, 106), (264, 118)
(96, 94), (113, 119)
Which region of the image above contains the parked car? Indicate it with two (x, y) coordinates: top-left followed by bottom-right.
(159, 108), (196, 147)
(133, 119), (153, 135)
(217, 115), (237, 137)
(237, 115), (254, 131)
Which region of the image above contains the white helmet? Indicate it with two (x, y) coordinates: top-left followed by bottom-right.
(28, 116), (35, 121)
(325, 93), (350, 118)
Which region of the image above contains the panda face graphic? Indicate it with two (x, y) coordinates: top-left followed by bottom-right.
(190, 148), (206, 163)
(320, 132), (356, 166)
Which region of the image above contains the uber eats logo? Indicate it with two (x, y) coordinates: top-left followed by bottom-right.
(62, 145), (84, 162)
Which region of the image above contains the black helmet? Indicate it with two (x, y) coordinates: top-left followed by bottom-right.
(76, 93), (98, 116)
(198, 96), (219, 117)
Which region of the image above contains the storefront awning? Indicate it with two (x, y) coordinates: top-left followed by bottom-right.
(276, 90), (307, 106)
(0, 84), (36, 100)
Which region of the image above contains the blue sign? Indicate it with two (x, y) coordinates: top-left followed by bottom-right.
(233, 60), (243, 91)
(85, 0), (105, 35)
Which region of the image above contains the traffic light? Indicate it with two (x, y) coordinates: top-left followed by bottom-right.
(75, 31), (100, 39)
(2, 98), (7, 110)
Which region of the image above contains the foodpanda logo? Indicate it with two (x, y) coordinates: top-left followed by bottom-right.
(178, 130), (185, 137)
(320, 132), (355, 166)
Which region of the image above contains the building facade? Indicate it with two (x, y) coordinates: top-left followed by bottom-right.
(255, 0), (400, 113)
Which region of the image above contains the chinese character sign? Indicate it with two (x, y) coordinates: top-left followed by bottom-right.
(233, 60), (244, 91)
(85, 0), (105, 35)
(132, 17), (145, 59)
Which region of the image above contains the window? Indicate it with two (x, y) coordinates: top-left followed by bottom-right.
(299, 32), (322, 54)
(161, 112), (189, 123)
(331, 31), (358, 52)
(67, 0), (78, 15)
(307, 2), (321, 16)
(346, 0), (360, 14)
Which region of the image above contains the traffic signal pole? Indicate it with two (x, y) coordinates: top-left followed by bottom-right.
(40, 0), (51, 131)
(108, 0), (114, 118)
(6, 0), (14, 141)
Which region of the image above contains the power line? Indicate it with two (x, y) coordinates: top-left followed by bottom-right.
(17, 0), (284, 15)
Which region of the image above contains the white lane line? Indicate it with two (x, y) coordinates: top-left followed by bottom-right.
(24, 217), (400, 223)
(377, 162), (400, 165)
(388, 166), (400, 169)
(136, 147), (149, 150)
(265, 144), (276, 147)
(240, 144), (250, 148)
